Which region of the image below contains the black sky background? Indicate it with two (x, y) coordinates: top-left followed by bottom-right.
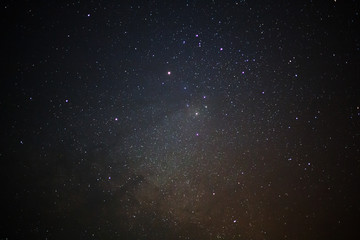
(1, 0), (360, 239)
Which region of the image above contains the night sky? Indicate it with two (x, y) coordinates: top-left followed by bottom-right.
(2, 0), (360, 239)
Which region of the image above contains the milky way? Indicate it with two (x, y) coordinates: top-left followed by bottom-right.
(2, 0), (360, 239)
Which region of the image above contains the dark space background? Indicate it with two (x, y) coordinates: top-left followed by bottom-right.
(1, 0), (360, 239)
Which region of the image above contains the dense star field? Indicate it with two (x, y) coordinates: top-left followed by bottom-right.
(2, 0), (360, 239)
